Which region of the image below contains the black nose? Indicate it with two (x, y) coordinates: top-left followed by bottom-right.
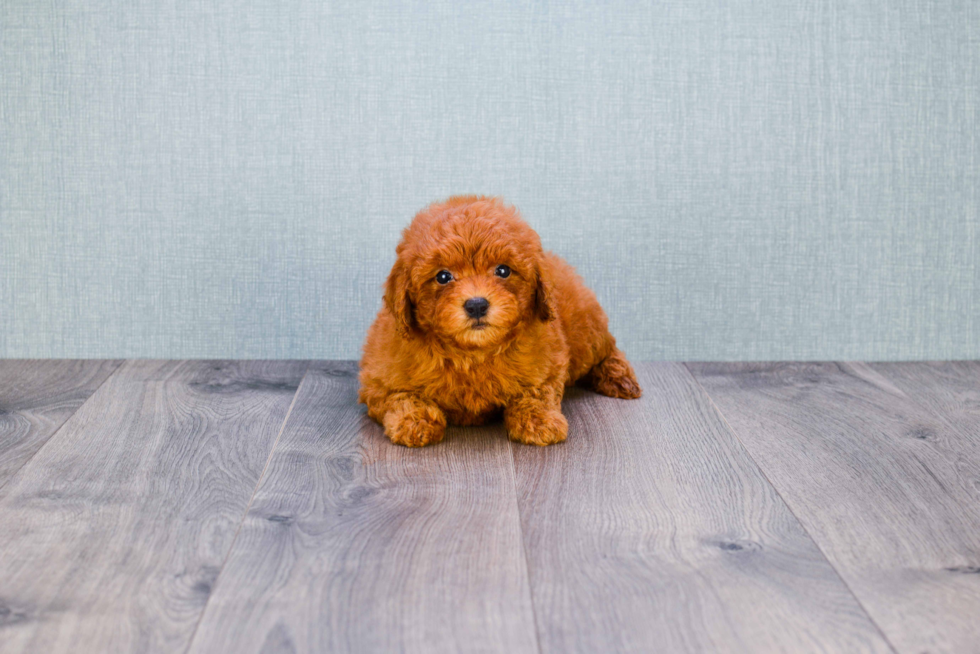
(463, 297), (490, 318)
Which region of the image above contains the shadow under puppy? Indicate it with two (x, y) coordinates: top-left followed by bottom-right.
(359, 196), (641, 447)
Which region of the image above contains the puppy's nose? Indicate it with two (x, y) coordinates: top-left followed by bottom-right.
(463, 297), (490, 318)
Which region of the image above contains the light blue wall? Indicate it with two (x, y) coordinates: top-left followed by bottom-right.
(2, 1), (977, 360)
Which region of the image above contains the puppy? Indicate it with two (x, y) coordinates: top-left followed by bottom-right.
(358, 196), (641, 447)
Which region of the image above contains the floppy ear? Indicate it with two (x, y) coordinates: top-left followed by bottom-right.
(383, 257), (416, 337)
(534, 269), (557, 322)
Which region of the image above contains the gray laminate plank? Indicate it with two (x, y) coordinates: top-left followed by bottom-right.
(112, 358), (307, 383)
(186, 362), (539, 654)
(513, 362), (892, 654)
(688, 362), (980, 654)
(0, 360), (122, 488)
(866, 361), (980, 442)
(0, 360), (308, 654)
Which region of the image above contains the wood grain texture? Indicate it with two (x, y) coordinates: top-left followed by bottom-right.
(867, 361), (980, 442)
(187, 362), (539, 654)
(689, 362), (980, 654)
(0, 360), (307, 654)
(0, 359), (122, 488)
(111, 359), (308, 383)
(513, 362), (892, 654)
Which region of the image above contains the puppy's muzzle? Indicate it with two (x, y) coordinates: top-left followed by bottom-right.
(463, 297), (490, 319)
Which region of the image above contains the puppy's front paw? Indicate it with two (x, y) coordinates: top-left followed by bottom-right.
(383, 401), (446, 447)
(507, 409), (568, 446)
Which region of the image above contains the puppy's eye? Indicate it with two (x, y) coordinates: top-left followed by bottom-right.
(435, 270), (453, 285)
(494, 264), (511, 279)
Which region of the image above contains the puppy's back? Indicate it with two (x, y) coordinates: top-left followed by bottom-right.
(541, 252), (615, 382)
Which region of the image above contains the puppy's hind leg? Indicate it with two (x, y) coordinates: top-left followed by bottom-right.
(587, 348), (642, 399)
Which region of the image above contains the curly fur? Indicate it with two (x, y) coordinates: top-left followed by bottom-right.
(359, 196), (641, 447)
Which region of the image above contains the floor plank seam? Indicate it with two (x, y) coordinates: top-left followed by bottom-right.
(0, 359), (124, 495)
(680, 362), (902, 654)
(849, 361), (980, 452)
(181, 362), (313, 654)
(508, 441), (545, 654)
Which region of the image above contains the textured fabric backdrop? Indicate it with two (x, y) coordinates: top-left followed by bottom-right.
(2, 1), (977, 360)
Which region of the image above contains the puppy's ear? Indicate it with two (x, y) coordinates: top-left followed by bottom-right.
(384, 258), (416, 337)
(534, 270), (557, 322)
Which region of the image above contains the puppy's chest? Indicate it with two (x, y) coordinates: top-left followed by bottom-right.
(424, 364), (523, 415)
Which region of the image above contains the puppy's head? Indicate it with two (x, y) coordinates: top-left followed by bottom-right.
(384, 196), (554, 349)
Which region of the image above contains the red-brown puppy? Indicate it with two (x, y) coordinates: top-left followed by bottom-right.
(359, 196), (641, 447)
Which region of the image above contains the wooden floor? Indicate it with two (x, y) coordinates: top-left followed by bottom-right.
(0, 361), (977, 654)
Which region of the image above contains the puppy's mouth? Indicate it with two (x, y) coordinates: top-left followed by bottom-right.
(470, 320), (489, 331)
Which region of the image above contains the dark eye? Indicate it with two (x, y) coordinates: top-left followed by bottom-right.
(494, 265), (511, 278)
(435, 270), (453, 285)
